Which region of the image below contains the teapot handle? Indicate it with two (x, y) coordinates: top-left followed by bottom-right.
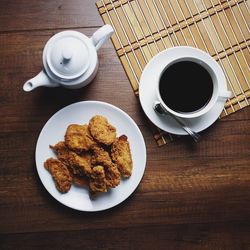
(91, 24), (114, 51)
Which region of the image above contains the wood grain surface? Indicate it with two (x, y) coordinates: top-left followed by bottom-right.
(0, 1), (250, 249)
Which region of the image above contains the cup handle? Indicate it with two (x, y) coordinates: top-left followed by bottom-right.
(153, 101), (166, 115)
(91, 24), (114, 51)
(218, 90), (232, 101)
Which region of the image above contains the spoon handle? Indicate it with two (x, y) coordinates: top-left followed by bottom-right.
(153, 102), (201, 143)
(178, 123), (201, 143)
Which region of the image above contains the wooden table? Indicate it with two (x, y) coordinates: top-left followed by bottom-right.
(1, 1), (250, 249)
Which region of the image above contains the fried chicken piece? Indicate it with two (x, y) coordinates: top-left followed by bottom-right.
(91, 145), (120, 188)
(44, 158), (72, 193)
(50, 141), (92, 176)
(91, 144), (113, 167)
(89, 165), (107, 194)
(105, 163), (121, 188)
(65, 124), (96, 153)
(73, 175), (89, 187)
(89, 115), (116, 145)
(111, 135), (133, 178)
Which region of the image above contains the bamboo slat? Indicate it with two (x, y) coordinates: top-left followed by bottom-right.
(97, 0), (250, 146)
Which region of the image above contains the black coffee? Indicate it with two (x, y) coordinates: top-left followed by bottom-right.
(159, 61), (213, 113)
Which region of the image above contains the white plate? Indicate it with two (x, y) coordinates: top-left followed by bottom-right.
(35, 101), (146, 211)
(139, 48), (228, 135)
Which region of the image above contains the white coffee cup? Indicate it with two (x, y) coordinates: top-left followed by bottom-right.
(153, 46), (231, 119)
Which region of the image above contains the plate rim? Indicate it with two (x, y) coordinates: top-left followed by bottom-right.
(35, 100), (147, 212)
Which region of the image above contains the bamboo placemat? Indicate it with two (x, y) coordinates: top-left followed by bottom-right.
(96, 0), (250, 146)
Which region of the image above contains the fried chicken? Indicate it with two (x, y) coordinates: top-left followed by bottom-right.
(104, 163), (121, 188)
(45, 115), (133, 198)
(91, 144), (113, 166)
(44, 158), (72, 193)
(73, 175), (89, 187)
(89, 165), (107, 194)
(111, 135), (133, 178)
(50, 141), (92, 176)
(91, 145), (121, 188)
(89, 115), (116, 145)
(65, 124), (96, 153)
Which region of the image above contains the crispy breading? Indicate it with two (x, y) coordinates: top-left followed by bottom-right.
(65, 124), (96, 153)
(89, 115), (116, 145)
(50, 141), (68, 155)
(89, 165), (107, 194)
(44, 158), (72, 193)
(46, 115), (133, 198)
(91, 144), (113, 167)
(50, 141), (92, 176)
(91, 145), (121, 187)
(104, 163), (121, 188)
(111, 135), (133, 178)
(73, 175), (89, 187)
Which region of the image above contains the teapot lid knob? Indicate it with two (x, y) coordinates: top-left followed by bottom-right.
(62, 47), (73, 61)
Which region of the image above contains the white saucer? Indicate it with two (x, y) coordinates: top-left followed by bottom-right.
(139, 48), (228, 135)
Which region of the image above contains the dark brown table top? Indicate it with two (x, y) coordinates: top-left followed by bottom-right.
(1, 1), (250, 249)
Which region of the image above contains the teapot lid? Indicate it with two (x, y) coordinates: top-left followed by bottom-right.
(45, 31), (90, 80)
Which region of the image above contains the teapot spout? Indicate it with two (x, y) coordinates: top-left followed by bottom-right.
(23, 70), (59, 92)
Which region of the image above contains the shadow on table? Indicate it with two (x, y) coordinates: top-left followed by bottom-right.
(33, 84), (93, 108)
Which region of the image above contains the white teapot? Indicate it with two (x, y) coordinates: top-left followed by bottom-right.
(23, 25), (114, 91)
